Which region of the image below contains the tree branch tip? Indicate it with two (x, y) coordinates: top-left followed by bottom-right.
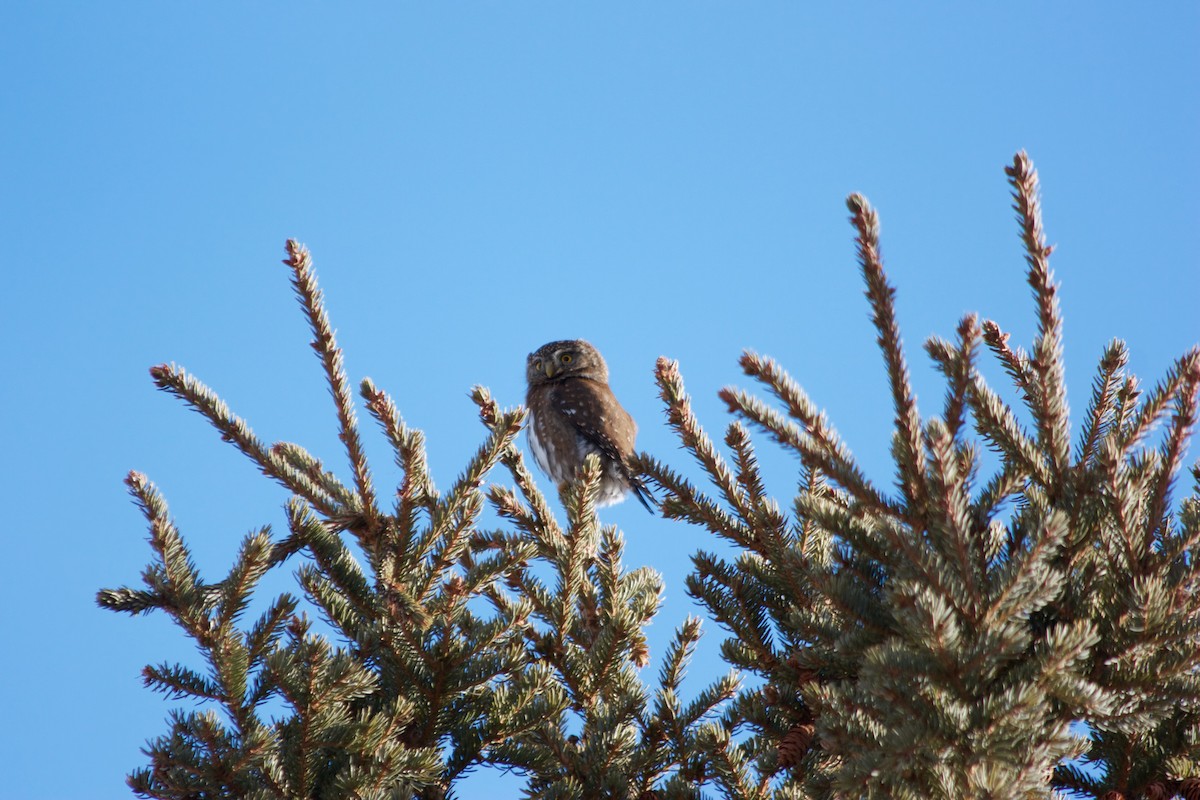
(655, 357), (680, 382)
(148, 363), (175, 385)
(283, 239), (309, 266)
(1006, 150), (1034, 176)
(362, 382), (391, 415)
(981, 320), (1010, 345)
(470, 385), (505, 426)
(737, 350), (765, 375)
(1184, 348), (1200, 375)
(360, 376), (377, 394)
(716, 387), (739, 413)
(845, 193), (871, 215)
(271, 442), (305, 460)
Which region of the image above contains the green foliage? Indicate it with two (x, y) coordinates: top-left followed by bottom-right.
(100, 242), (728, 799)
(637, 153), (1200, 799)
(484, 449), (739, 799)
(102, 154), (1200, 799)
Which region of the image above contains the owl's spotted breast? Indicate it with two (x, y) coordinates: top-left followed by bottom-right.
(527, 389), (572, 485)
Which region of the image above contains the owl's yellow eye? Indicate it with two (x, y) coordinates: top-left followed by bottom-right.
(560, 353), (573, 364)
(533, 359), (543, 371)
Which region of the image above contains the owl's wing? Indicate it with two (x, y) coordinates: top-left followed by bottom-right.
(553, 379), (635, 460)
(554, 379), (656, 513)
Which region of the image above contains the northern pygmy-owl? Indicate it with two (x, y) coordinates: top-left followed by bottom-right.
(525, 339), (654, 511)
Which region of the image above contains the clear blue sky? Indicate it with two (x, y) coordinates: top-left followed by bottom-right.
(1, 4), (1196, 798)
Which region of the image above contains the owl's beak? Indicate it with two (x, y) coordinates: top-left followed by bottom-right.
(543, 361), (556, 378)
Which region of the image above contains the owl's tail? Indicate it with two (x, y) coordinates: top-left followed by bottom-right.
(629, 475), (657, 514)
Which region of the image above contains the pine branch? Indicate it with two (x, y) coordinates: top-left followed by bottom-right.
(246, 593), (299, 667)
(410, 388), (525, 608)
(283, 240), (380, 534)
(968, 372), (1052, 486)
(984, 507), (1070, 629)
(848, 192), (926, 514)
(651, 357), (756, 529)
(727, 351), (899, 516)
(981, 319), (1037, 401)
(122, 471), (206, 624)
(362, 377), (438, 540)
(143, 662), (222, 702)
(96, 586), (165, 614)
(1077, 339), (1129, 465)
(1145, 352), (1200, 544)
(635, 454), (753, 546)
(217, 528), (276, 631)
(270, 442), (360, 514)
(726, 422), (791, 548)
(924, 419), (986, 616)
(285, 498), (376, 618)
(148, 363), (340, 516)
(1006, 152), (1071, 475)
(924, 313), (981, 444)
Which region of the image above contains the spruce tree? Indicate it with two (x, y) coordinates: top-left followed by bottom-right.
(99, 243), (730, 799)
(637, 152), (1200, 799)
(102, 152), (1200, 799)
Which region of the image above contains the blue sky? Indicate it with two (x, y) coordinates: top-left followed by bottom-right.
(1, 4), (1197, 798)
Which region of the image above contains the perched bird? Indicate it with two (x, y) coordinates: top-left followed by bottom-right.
(524, 339), (654, 512)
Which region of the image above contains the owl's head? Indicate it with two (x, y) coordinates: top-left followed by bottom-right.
(526, 339), (609, 385)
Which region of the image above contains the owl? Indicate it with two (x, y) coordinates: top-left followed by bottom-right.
(525, 339), (654, 512)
